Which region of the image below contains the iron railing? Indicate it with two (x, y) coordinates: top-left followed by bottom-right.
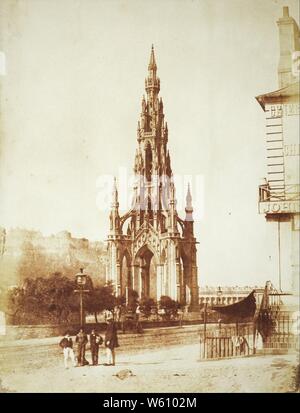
(200, 323), (254, 360)
(199, 311), (297, 360)
(259, 183), (300, 202)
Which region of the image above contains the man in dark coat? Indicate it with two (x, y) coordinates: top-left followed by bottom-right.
(89, 328), (103, 366)
(75, 328), (88, 366)
(59, 332), (76, 369)
(104, 316), (119, 366)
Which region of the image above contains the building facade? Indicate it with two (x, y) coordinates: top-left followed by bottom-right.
(199, 286), (263, 307)
(106, 47), (199, 310)
(256, 7), (299, 294)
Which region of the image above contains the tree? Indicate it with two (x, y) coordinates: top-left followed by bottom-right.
(5, 272), (77, 324)
(116, 289), (139, 311)
(139, 297), (156, 319)
(115, 295), (126, 307)
(128, 289), (139, 311)
(159, 296), (181, 320)
(44, 272), (78, 324)
(4, 287), (25, 324)
(85, 283), (116, 323)
(5, 272), (119, 325)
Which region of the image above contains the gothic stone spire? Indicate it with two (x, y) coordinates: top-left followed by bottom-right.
(106, 47), (199, 311)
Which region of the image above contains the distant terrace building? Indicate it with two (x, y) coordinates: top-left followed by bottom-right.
(199, 286), (263, 307)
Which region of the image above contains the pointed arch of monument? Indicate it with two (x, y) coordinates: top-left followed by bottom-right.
(177, 217), (185, 237)
(134, 243), (159, 300)
(120, 247), (132, 265)
(134, 243), (158, 265)
(119, 210), (135, 233)
(120, 248), (132, 295)
(178, 246), (192, 305)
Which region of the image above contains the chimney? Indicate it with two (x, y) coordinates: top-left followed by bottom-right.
(277, 7), (300, 88)
(283, 6), (289, 18)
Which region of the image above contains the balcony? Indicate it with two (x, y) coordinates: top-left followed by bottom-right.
(258, 181), (300, 215)
(259, 182), (300, 202)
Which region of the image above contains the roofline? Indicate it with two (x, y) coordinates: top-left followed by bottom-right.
(255, 81), (300, 111)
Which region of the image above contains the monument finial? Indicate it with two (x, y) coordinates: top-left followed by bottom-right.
(185, 183), (193, 212)
(148, 44), (157, 71)
(111, 177), (119, 208)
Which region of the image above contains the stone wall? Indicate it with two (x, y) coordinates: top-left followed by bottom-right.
(1, 323), (105, 340)
(0, 318), (204, 341)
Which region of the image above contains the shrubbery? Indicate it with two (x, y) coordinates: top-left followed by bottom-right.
(159, 295), (182, 320)
(2, 272), (184, 325)
(3, 272), (117, 325)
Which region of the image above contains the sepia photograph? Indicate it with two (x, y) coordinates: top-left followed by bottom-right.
(0, 0), (299, 396)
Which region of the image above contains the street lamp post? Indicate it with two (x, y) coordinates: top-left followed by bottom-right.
(74, 268), (90, 327)
(217, 286), (223, 332)
(217, 286), (222, 305)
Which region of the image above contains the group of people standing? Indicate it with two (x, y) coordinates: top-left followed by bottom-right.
(59, 316), (119, 369)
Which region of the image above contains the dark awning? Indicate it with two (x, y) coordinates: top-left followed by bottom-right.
(211, 290), (257, 319)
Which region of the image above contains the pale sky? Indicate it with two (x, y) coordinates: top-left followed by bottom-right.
(0, 0), (299, 288)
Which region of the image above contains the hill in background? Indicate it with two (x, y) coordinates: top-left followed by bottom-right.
(0, 227), (107, 288)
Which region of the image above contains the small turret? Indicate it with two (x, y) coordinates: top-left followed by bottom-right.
(184, 183), (194, 237)
(168, 177), (179, 235)
(141, 95), (146, 112)
(166, 150), (172, 176)
(185, 183), (193, 219)
(145, 45), (160, 97)
(159, 97), (163, 112)
(109, 177), (121, 235)
(111, 177), (119, 209)
(148, 44), (157, 71)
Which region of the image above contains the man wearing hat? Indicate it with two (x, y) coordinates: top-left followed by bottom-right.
(89, 328), (103, 366)
(75, 328), (89, 366)
(104, 315), (119, 366)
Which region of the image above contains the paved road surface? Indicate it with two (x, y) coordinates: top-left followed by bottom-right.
(0, 341), (298, 393)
